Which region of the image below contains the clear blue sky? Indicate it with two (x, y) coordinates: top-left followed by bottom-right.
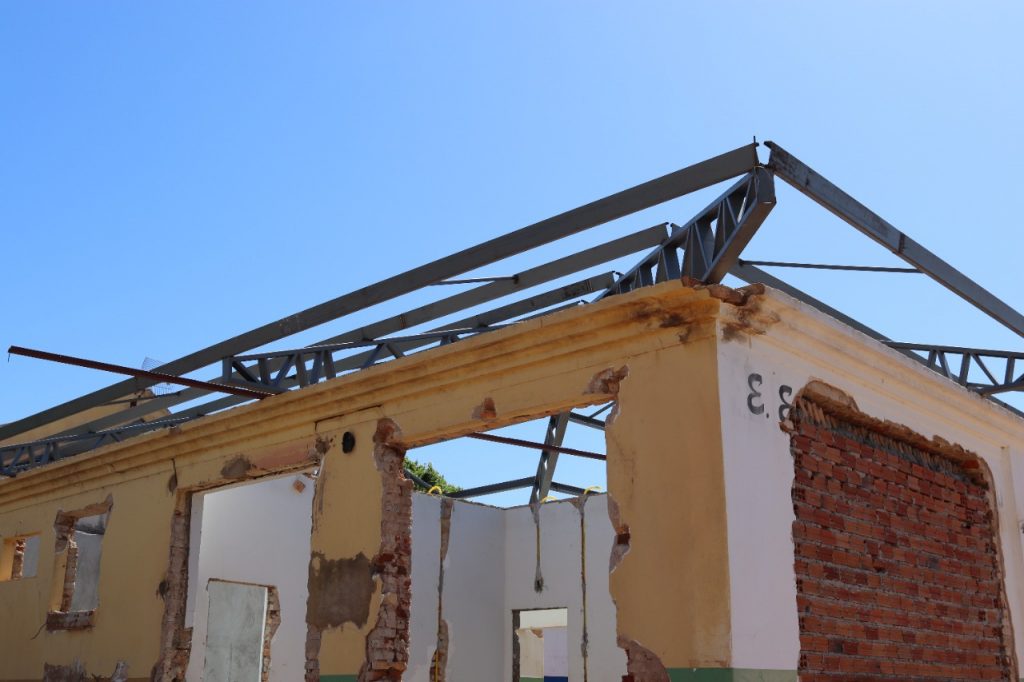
(3, 3), (1023, 504)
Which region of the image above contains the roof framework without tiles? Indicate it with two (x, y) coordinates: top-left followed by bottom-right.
(3, 141), (1023, 503)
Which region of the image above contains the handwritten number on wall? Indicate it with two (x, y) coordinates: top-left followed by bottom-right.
(746, 373), (792, 421)
(746, 373), (764, 415)
(778, 385), (793, 421)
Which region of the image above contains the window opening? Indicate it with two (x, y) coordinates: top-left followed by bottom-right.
(48, 499), (112, 630)
(0, 533), (40, 580)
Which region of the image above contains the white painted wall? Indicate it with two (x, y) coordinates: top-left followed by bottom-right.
(444, 499), (506, 680)
(504, 496), (625, 682)
(716, 289), (1024, 671)
(407, 494), (442, 681)
(407, 493), (624, 682)
(185, 474), (314, 682)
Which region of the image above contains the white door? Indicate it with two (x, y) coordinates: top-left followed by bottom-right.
(203, 580), (268, 682)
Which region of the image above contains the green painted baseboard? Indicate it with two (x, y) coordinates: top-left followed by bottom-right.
(321, 669), (794, 681)
(668, 669), (797, 682)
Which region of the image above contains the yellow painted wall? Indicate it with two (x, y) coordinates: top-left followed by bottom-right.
(606, 319), (732, 669)
(0, 474), (174, 680)
(0, 281), (736, 680)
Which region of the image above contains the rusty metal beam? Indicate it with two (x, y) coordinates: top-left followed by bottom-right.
(6, 346), (274, 400)
(465, 432), (605, 461)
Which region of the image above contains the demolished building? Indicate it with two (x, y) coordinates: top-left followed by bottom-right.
(1, 142), (1023, 681)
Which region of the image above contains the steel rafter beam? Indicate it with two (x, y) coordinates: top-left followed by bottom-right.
(595, 167), (776, 300)
(884, 343), (1024, 396)
(447, 477), (587, 500)
(528, 413), (571, 505)
(40, 225), (668, 441)
(0, 415), (192, 476)
(7, 346), (275, 401)
(1, 145), (757, 443)
(729, 262), (888, 342)
(220, 272), (615, 392)
(766, 141), (1024, 340)
(447, 477), (536, 499)
(465, 432), (605, 460)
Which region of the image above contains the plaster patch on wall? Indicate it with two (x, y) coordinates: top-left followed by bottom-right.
(306, 553), (375, 630)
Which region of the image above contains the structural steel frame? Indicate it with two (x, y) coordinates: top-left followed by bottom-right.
(4, 142), (1023, 502)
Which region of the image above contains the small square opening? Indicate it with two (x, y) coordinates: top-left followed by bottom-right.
(0, 533), (40, 581)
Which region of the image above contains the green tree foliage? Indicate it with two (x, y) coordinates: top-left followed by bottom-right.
(404, 457), (461, 494)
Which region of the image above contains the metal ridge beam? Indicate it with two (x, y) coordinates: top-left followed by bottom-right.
(1, 144), (757, 443)
(766, 141), (1024, 339)
(447, 477), (536, 499)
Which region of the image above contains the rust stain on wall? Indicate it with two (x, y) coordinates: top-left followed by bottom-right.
(306, 552), (375, 629)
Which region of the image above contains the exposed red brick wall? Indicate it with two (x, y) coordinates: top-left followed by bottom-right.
(358, 419), (413, 681)
(789, 395), (1014, 681)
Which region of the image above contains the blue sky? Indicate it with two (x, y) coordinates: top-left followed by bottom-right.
(3, 2), (1022, 504)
